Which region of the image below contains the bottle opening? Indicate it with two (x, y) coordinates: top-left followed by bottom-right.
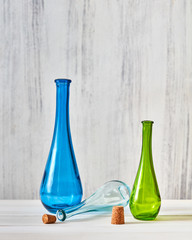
(56, 209), (66, 222)
(55, 79), (72, 84)
(141, 120), (154, 124)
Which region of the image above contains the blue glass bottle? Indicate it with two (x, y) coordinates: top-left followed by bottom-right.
(40, 79), (83, 213)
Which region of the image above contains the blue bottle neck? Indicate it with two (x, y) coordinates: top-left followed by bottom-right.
(54, 80), (71, 136)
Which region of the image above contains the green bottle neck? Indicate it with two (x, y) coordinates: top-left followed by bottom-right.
(141, 121), (153, 161)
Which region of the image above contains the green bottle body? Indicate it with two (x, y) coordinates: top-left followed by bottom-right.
(129, 121), (161, 220)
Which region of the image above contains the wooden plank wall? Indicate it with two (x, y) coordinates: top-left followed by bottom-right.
(0, 0), (192, 199)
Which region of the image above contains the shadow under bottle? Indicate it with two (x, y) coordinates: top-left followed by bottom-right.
(129, 120), (161, 220)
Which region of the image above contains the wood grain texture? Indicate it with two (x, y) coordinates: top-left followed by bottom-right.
(0, 200), (192, 240)
(0, 0), (192, 199)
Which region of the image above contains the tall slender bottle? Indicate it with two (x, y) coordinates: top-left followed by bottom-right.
(129, 120), (161, 220)
(40, 79), (83, 214)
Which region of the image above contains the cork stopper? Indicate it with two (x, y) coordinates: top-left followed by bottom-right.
(111, 206), (125, 224)
(42, 214), (56, 224)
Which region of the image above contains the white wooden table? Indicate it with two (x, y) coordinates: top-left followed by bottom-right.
(0, 200), (192, 240)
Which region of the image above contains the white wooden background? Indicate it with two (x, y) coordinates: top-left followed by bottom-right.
(0, 0), (192, 200)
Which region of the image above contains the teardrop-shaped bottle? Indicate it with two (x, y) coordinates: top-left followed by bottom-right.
(40, 79), (83, 213)
(57, 180), (131, 222)
(129, 120), (161, 220)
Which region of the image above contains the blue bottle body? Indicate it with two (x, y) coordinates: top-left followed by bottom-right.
(40, 79), (83, 213)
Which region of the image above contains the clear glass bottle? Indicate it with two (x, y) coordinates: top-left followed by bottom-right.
(57, 180), (131, 222)
(129, 121), (161, 220)
(40, 79), (83, 213)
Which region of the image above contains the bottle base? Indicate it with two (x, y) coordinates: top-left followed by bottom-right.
(41, 202), (61, 214)
(40, 193), (83, 213)
(133, 213), (159, 221)
(41, 201), (75, 214)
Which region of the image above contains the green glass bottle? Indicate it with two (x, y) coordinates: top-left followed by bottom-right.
(129, 120), (161, 220)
